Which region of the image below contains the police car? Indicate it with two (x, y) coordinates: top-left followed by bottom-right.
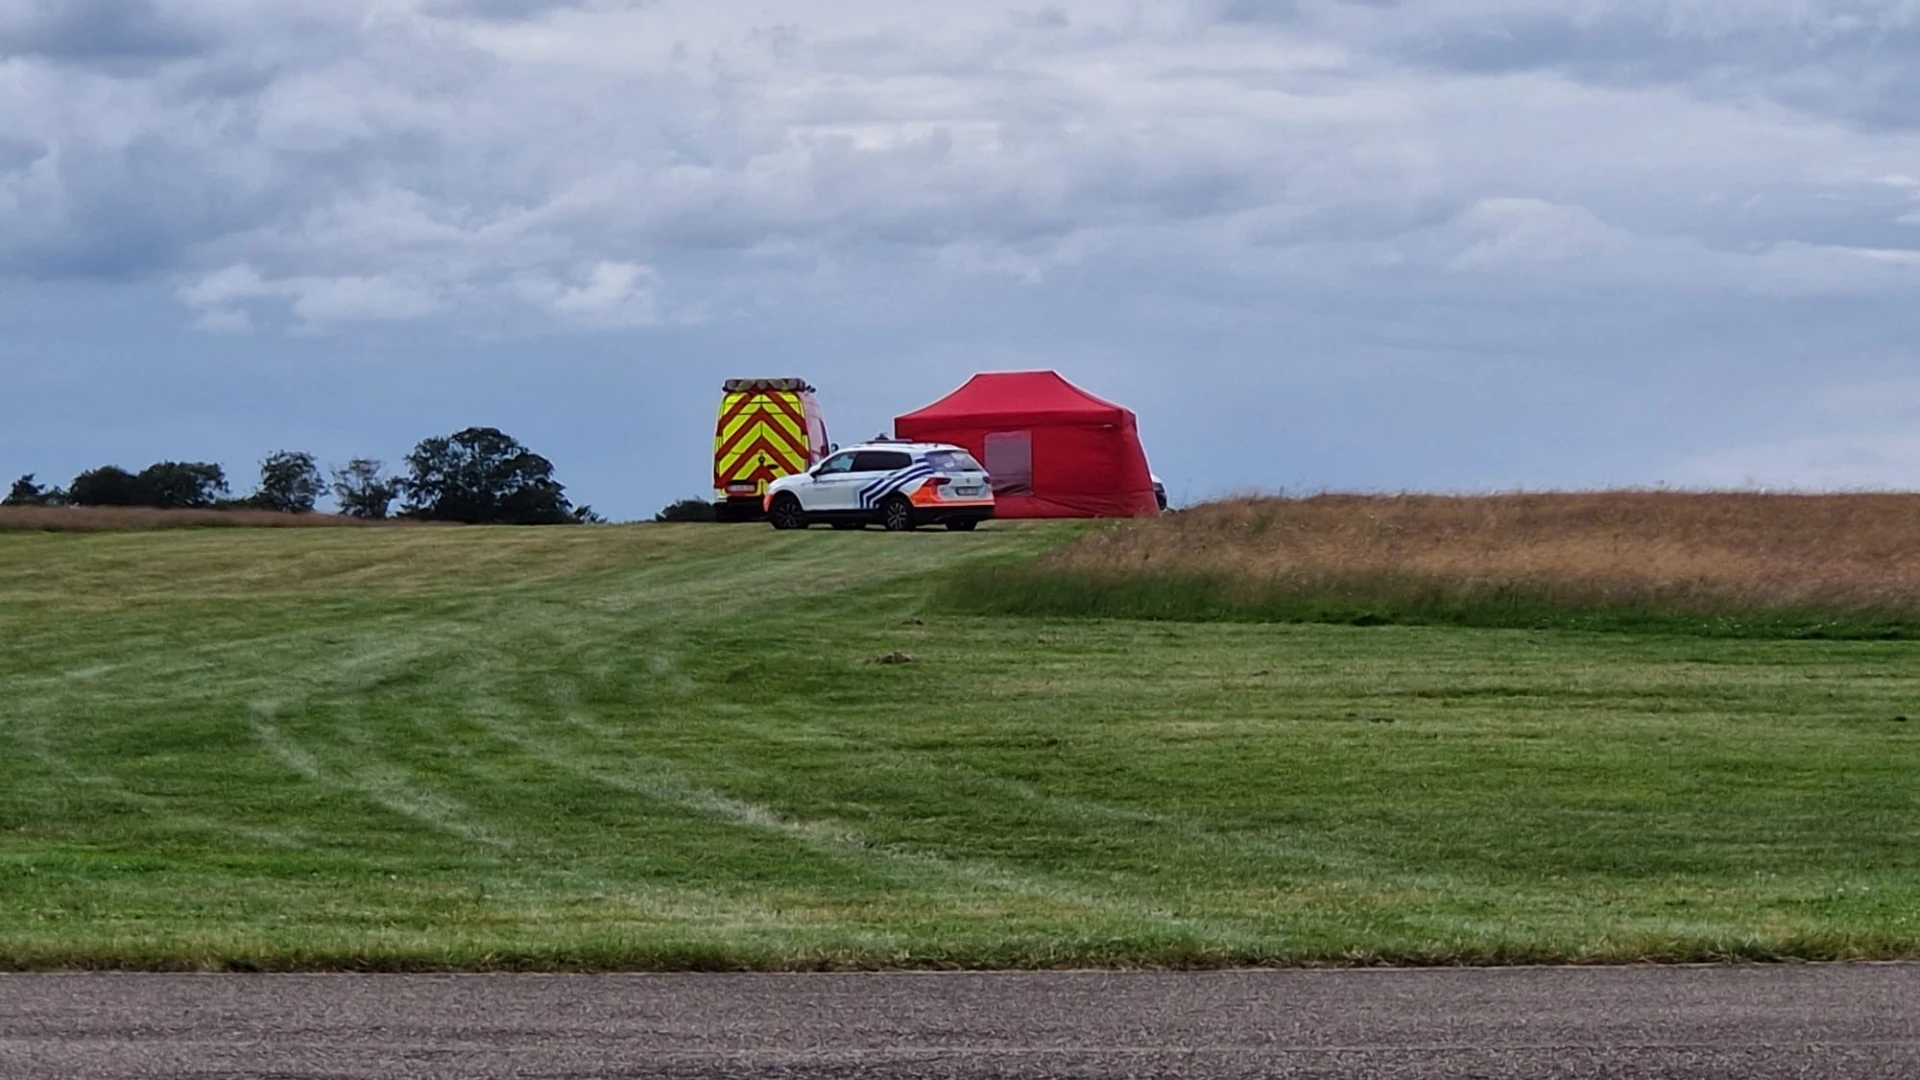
(764, 440), (995, 531)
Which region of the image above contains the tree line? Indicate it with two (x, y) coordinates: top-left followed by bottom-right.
(3, 427), (601, 526)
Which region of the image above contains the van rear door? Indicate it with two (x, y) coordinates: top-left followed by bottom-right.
(714, 378), (816, 521)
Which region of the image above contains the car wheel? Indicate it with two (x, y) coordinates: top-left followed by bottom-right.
(768, 495), (808, 530)
(881, 496), (917, 532)
(945, 519), (978, 532)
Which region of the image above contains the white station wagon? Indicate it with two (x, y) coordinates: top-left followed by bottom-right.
(764, 440), (996, 531)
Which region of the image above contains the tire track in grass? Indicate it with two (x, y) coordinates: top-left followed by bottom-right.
(2, 684), (311, 851)
(240, 634), (732, 905)
(5, 616), (493, 857)
(236, 625), (527, 855)
(244, 699), (867, 934)
(247, 702), (513, 854)
(231, 617), (770, 909)
(696, 697), (1614, 930)
(462, 692), (1274, 950)
(841, 751), (1420, 883)
(434, 616), (1315, 946)
(248, 642), (1232, 942)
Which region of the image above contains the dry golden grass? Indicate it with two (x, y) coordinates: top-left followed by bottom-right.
(0, 506), (411, 533)
(1044, 492), (1920, 616)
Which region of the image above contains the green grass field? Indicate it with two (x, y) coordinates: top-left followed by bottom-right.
(2, 522), (1917, 970)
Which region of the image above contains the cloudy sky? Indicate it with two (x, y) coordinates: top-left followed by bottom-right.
(5, 0), (1920, 517)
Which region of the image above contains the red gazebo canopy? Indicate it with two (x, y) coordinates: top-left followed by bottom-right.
(895, 371), (1158, 519)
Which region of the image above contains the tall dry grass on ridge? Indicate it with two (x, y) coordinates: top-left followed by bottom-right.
(0, 506), (413, 533)
(1015, 492), (1920, 621)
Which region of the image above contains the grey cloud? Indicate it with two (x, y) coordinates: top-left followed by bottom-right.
(0, 137), (48, 172)
(175, 61), (285, 101)
(1242, 197), (1467, 248)
(1400, 11), (1696, 77)
(1770, 26), (1920, 131)
(632, 127), (1274, 260)
(423, 0), (597, 20)
(9, 0), (1920, 513)
(5, 0), (1919, 334)
(1204, 0), (1301, 24)
(1202, 0), (1400, 24)
(1685, 185), (1920, 254)
(1373, 6), (1920, 130)
(1186, 1), (1920, 131)
(4, 137), (268, 280)
(1009, 8), (1071, 31)
(0, 0), (214, 67)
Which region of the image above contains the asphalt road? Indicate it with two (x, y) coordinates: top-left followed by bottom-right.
(1, 966), (1915, 1079)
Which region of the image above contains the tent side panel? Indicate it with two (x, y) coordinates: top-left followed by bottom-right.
(1027, 423), (1158, 518)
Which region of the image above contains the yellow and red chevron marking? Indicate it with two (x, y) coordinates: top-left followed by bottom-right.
(714, 392), (811, 491)
(716, 392), (805, 441)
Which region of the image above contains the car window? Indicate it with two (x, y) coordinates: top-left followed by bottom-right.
(815, 452), (858, 475)
(850, 450), (913, 473)
(925, 450), (984, 473)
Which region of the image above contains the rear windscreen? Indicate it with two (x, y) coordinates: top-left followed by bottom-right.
(925, 450), (985, 473)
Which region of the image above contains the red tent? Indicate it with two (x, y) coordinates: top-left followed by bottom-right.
(894, 371), (1159, 519)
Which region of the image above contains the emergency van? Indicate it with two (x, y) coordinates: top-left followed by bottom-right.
(712, 378), (832, 522)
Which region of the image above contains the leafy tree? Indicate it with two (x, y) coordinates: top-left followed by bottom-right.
(3, 474), (66, 507)
(253, 451), (324, 514)
(399, 427), (575, 525)
(2, 475), (38, 507)
(572, 505), (608, 525)
(136, 462), (228, 509)
(68, 466), (147, 507)
(330, 459), (400, 520)
(654, 498), (716, 523)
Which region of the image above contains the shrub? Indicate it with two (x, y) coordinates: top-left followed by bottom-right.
(68, 466), (148, 507)
(654, 498), (717, 523)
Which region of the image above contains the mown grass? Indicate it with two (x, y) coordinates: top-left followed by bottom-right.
(2, 520), (1918, 970)
(941, 493), (1920, 638)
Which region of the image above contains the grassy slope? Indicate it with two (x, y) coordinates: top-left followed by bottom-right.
(1, 524), (1917, 970)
